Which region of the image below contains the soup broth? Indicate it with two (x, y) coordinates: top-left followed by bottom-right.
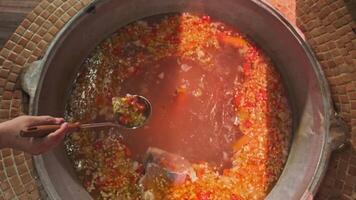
(65, 13), (292, 200)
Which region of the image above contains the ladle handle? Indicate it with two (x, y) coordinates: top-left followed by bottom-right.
(20, 123), (80, 138)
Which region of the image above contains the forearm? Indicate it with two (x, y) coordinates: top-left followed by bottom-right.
(0, 118), (31, 150)
(0, 121), (11, 148)
(0, 116), (70, 154)
(0, 129), (4, 148)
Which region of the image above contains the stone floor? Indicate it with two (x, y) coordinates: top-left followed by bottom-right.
(0, 0), (40, 48)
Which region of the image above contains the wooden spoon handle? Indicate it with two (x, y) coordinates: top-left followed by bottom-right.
(20, 123), (80, 138)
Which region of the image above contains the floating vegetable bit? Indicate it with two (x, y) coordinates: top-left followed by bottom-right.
(112, 94), (149, 128)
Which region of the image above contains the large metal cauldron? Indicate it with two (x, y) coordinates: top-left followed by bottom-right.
(21, 0), (346, 199)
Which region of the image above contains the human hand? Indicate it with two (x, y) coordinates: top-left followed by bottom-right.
(0, 115), (69, 155)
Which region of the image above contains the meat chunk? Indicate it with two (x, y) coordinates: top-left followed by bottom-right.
(139, 147), (197, 195)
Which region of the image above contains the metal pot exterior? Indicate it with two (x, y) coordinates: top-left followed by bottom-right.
(26, 0), (336, 199)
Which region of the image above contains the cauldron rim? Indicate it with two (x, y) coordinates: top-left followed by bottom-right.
(25, 0), (337, 199)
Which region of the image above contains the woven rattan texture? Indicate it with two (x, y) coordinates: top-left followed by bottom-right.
(0, 0), (354, 199)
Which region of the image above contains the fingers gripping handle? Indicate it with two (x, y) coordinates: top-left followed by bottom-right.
(20, 123), (80, 138)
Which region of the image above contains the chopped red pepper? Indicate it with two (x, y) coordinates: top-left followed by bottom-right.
(244, 120), (253, 128)
(243, 63), (251, 76)
(234, 94), (241, 106)
(197, 191), (212, 200)
(231, 194), (243, 200)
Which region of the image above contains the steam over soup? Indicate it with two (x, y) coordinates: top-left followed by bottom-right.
(65, 13), (292, 200)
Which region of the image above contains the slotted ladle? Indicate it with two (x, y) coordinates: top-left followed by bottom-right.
(20, 95), (152, 138)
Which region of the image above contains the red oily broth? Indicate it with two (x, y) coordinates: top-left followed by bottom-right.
(120, 56), (240, 167)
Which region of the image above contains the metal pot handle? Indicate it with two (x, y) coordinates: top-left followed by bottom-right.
(328, 111), (348, 151)
(21, 59), (44, 114)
